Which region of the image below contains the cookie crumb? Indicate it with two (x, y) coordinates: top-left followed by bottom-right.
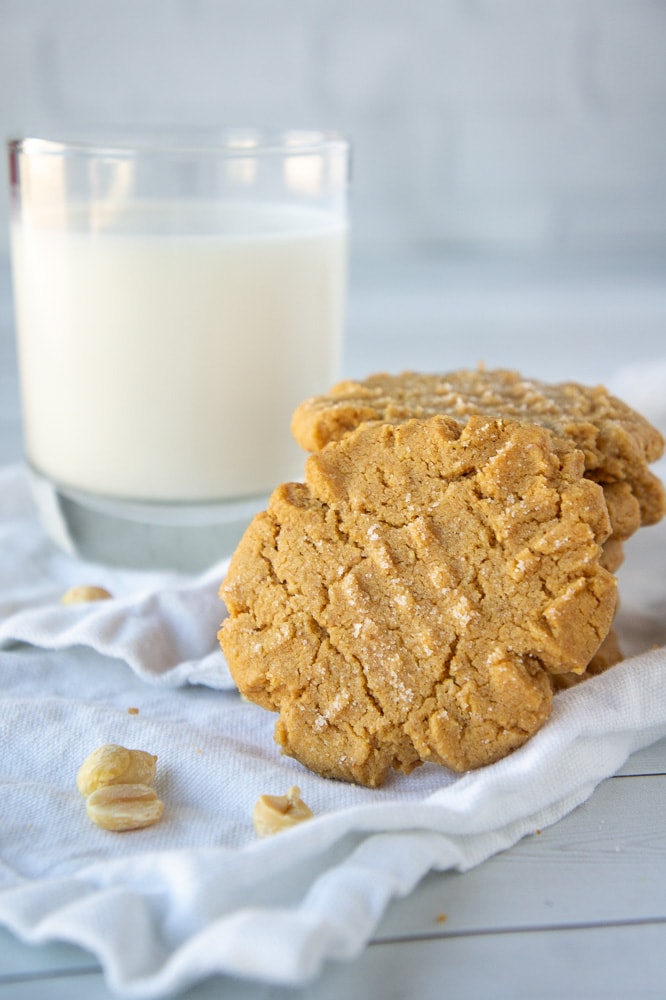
(127, 707), (140, 715)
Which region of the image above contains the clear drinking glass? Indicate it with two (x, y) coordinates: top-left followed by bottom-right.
(7, 130), (349, 570)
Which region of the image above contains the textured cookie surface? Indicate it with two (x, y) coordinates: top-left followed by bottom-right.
(220, 416), (617, 787)
(291, 368), (665, 532)
(551, 628), (623, 691)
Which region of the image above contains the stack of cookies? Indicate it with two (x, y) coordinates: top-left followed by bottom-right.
(219, 369), (665, 787)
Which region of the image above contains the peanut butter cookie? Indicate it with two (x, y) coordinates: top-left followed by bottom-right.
(220, 416), (617, 786)
(291, 369), (665, 537)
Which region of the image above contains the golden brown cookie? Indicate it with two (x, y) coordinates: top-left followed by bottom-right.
(600, 538), (625, 574)
(220, 415), (617, 786)
(291, 369), (665, 533)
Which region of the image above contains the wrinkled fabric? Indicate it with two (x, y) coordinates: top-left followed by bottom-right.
(0, 464), (233, 689)
(0, 459), (665, 998)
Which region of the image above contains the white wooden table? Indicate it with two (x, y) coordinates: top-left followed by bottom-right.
(1, 255), (665, 999)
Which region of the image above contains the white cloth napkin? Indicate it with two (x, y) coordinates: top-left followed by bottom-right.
(0, 464), (233, 689)
(1, 445), (665, 998)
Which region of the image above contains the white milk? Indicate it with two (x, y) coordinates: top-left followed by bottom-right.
(11, 202), (347, 501)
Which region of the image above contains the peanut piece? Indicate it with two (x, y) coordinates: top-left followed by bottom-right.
(253, 786), (313, 837)
(86, 783), (164, 832)
(61, 585), (112, 604)
(77, 744), (157, 796)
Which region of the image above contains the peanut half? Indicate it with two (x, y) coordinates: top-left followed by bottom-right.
(86, 784), (164, 832)
(61, 585), (112, 604)
(76, 744), (157, 797)
(253, 786), (313, 837)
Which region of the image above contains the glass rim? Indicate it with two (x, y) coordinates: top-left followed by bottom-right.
(7, 128), (349, 160)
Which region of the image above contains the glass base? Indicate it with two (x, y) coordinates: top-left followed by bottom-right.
(28, 468), (268, 572)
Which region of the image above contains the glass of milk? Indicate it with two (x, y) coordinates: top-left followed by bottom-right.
(7, 130), (349, 570)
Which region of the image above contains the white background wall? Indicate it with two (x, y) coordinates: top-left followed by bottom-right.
(1, 0), (666, 260)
